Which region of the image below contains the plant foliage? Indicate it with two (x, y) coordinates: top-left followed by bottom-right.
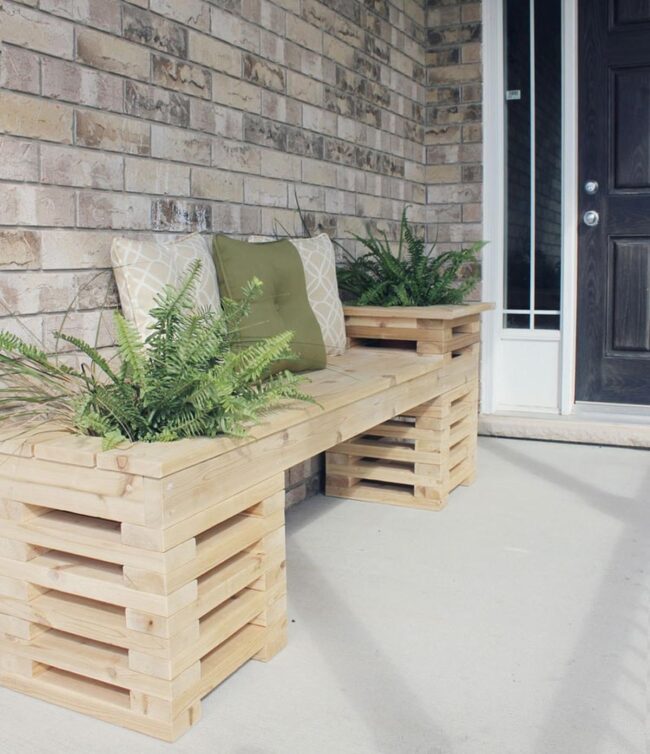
(337, 207), (484, 306)
(0, 262), (311, 449)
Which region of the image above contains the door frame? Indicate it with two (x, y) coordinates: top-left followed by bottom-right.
(481, 0), (579, 415)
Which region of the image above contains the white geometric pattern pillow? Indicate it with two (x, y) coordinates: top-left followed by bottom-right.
(248, 233), (346, 356)
(110, 233), (220, 341)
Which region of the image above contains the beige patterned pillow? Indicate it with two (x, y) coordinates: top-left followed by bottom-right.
(248, 233), (346, 356)
(111, 233), (220, 341)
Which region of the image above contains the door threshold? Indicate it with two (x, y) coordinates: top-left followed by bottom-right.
(479, 411), (650, 449)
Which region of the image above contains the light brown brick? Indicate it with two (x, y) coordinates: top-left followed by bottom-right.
(213, 72), (261, 113)
(210, 7), (260, 52)
(243, 53), (285, 92)
(287, 71), (323, 106)
(244, 176), (287, 207)
(122, 5), (188, 57)
(461, 3), (482, 23)
(0, 137), (39, 181)
(151, 125), (211, 165)
(76, 111), (151, 156)
(0, 230), (41, 270)
(303, 104), (336, 136)
(302, 158), (338, 188)
(77, 191), (151, 230)
(42, 59), (123, 112)
(286, 13), (322, 52)
(0, 272), (77, 315)
(0, 314), (44, 348)
(43, 310), (116, 352)
(190, 100), (242, 140)
(124, 82), (190, 128)
(76, 27), (149, 80)
(462, 43), (482, 65)
(212, 140), (261, 174)
(0, 45), (40, 94)
(429, 64), (481, 85)
(271, 0), (300, 12)
(2, 1), (74, 59)
(426, 164), (462, 184)
(462, 203), (482, 223)
(207, 202), (238, 234)
(152, 54), (212, 99)
(0, 91), (73, 144)
(261, 0), (285, 35)
(150, 0), (210, 31)
(188, 30), (242, 76)
(260, 30), (285, 65)
(40, 144), (124, 190)
(0, 184), (75, 226)
(40, 230), (117, 269)
(260, 150), (301, 181)
(75, 270), (119, 309)
(291, 184), (324, 211)
(125, 158), (190, 196)
(40, 0), (121, 32)
(427, 183), (481, 205)
(191, 167), (244, 202)
(261, 90), (287, 121)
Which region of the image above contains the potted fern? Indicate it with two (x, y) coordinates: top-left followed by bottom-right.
(336, 207), (493, 356)
(0, 261), (311, 449)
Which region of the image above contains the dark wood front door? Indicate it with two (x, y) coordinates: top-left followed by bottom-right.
(577, 0), (650, 404)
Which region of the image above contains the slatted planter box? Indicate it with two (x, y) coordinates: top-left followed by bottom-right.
(327, 303), (492, 509)
(0, 437), (287, 742)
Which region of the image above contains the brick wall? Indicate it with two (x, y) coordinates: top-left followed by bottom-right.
(0, 0), (483, 505)
(425, 0), (482, 250)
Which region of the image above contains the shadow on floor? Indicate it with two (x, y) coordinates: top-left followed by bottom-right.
(487, 440), (650, 754)
(286, 500), (453, 754)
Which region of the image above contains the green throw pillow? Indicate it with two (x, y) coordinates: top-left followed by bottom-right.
(212, 235), (327, 373)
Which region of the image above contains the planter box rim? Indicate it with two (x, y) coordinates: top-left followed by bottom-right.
(342, 302), (494, 320)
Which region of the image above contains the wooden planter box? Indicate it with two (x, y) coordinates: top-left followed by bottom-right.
(0, 436), (287, 742)
(326, 303), (493, 510)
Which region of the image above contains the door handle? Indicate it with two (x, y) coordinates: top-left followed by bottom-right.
(583, 210), (599, 227)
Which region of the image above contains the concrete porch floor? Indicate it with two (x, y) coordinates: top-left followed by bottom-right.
(1, 437), (649, 754)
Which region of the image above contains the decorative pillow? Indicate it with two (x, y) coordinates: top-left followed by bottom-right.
(212, 235), (327, 373)
(110, 233), (220, 341)
(248, 233), (346, 356)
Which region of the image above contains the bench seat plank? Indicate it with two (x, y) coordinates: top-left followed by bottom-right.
(92, 347), (445, 478)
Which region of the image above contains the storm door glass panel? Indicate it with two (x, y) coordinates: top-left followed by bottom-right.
(504, 0), (562, 330)
(534, 0), (562, 322)
(504, 0), (531, 317)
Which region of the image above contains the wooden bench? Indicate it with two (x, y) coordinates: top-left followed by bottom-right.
(0, 307), (485, 741)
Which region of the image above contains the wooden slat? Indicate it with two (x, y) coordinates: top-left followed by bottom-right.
(342, 303), (494, 319)
(0, 552), (196, 616)
(153, 367), (448, 527)
(0, 511), (193, 572)
(333, 439), (443, 465)
(95, 348), (444, 477)
(0, 667), (199, 741)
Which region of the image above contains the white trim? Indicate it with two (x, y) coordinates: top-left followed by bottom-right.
(574, 402), (650, 418)
(559, 0), (579, 414)
(482, 0), (577, 415)
(529, 0), (536, 330)
(501, 329), (561, 342)
(480, 0), (505, 414)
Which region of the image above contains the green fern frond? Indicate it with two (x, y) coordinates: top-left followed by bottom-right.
(0, 265), (312, 447)
(338, 208), (485, 307)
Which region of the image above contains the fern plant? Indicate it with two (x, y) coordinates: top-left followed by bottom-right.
(0, 262), (311, 449)
(337, 207), (484, 306)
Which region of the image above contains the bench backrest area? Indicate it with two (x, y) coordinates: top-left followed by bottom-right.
(0, 332), (480, 741)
